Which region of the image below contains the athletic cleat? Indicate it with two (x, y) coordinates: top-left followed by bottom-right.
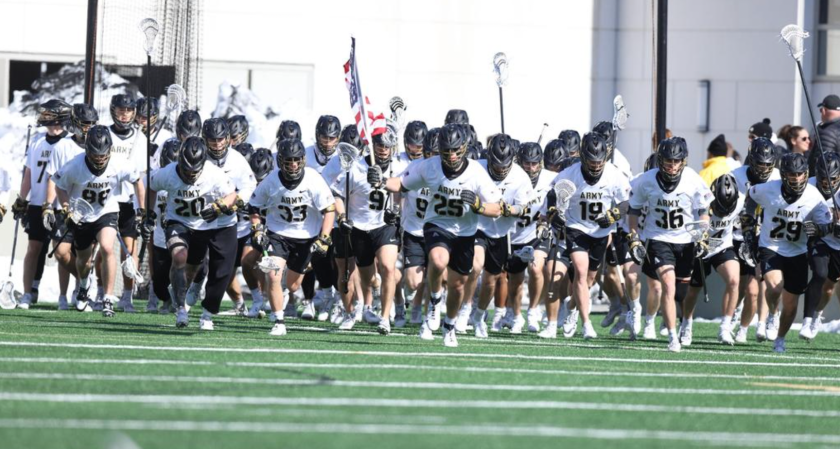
(199, 317), (215, 331)
(719, 324), (735, 345)
(734, 326), (748, 343)
(102, 297), (116, 318)
(500, 309), (515, 330)
(642, 318), (657, 340)
(57, 296), (68, 311)
(756, 321), (767, 342)
(474, 313), (489, 339)
(231, 301), (245, 316)
(426, 301), (441, 331)
(301, 300), (316, 320)
(659, 320), (668, 337)
(538, 323), (557, 339)
(269, 321), (287, 336)
(667, 335), (682, 353)
(510, 314), (525, 334)
(490, 309), (506, 332)
(146, 294), (159, 313)
(601, 302), (622, 328)
(610, 314), (627, 336)
(394, 305), (406, 328)
(247, 295), (265, 318)
(377, 318), (391, 335)
(527, 308), (542, 333)
(630, 302), (642, 336)
(766, 313), (780, 341)
(284, 297), (298, 319)
(410, 305), (423, 324)
(339, 311), (356, 330)
(117, 295), (135, 313)
(363, 306), (381, 324)
(799, 317), (813, 342)
(91, 300), (104, 312)
(558, 299), (570, 327)
(679, 324), (693, 346)
(175, 307), (189, 328)
(185, 283), (202, 307)
(454, 303), (472, 333)
(18, 294), (31, 310)
(160, 301), (175, 315)
(330, 301), (344, 324)
(443, 327), (458, 348)
(419, 321), (434, 340)
(811, 312), (824, 340)
(30, 287), (39, 304)
(582, 322), (597, 340)
(774, 338), (786, 353)
(562, 309), (579, 338)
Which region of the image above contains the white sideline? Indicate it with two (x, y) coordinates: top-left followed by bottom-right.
(3, 341), (840, 368)
(3, 357), (839, 382)
(5, 372), (840, 397)
(1, 392), (839, 418)
(2, 418), (839, 445)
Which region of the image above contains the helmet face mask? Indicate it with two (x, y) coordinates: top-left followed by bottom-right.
(178, 137), (208, 185)
(202, 118), (230, 160)
(816, 152), (840, 197)
(656, 137), (689, 184)
(747, 137), (777, 182)
(438, 124), (468, 172)
(779, 153), (809, 197)
(518, 142), (543, 183)
(316, 115), (341, 157)
(110, 95), (136, 132)
(487, 134), (515, 181)
(404, 121), (427, 159)
(227, 116), (249, 147)
(85, 125), (113, 173)
(136, 98), (159, 133)
(423, 128), (440, 159)
(277, 139), (307, 184)
(38, 99), (72, 128)
(783, 171), (808, 195)
(580, 133), (608, 181)
(249, 148), (274, 183)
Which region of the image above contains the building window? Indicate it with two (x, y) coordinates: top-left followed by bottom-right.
(818, 0), (840, 77)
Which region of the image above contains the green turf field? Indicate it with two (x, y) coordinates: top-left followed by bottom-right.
(1, 302), (839, 449)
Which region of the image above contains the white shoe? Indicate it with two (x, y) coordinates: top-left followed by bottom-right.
(510, 314), (525, 334)
(117, 296), (135, 313)
(766, 313), (780, 341)
(600, 302), (621, 327)
(301, 300), (316, 321)
(527, 308), (542, 333)
(610, 313), (627, 336)
(330, 301), (345, 324)
(102, 296), (116, 318)
(175, 307), (189, 328)
(339, 311), (356, 330)
(58, 296), (68, 311)
(284, 297), (298, 319)
(185, 283), (201, 307)
(756, 321), (767, 342)
(668, 335), (682, 353)
(500, 309), (515, 330)
(679, 323), (693, 347)
(643, 318), (657, 340)
(419, 321), (434, 340)
(377, 318), (391, 335)
(443, 327), (458, 348)
(410, 305), (423, 324)
(538, 323), (557, 339)
(659, 320), (668, 337)
(735, 326), (748, 343)
(491, 309), (506, 332)
(363, 306), (381, 324)
(270, 321), (287, 336)
(562, 309), (579, 338)
(582, 322), (597, 340)
(799, 317), (813, 342)
(18, 294), (31, 310)
(199, 311), (214, 330)
(719, 324), (734, 345)
(630, 302), (642, 336)
(732, 303), (743, 323)
(455, 303), (472, 333)
(146, 294), (159, 313)
(426, 301), (441, 331)
(394, 305), (406, 328)
(774, 338), (786, 353)
(811, 312), (824, 340)
(474, 310), (489, 338)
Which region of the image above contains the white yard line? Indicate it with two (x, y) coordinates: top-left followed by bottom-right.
(2, 341), (840, 368)
(3, 357), (839, 382)
(1, 393), (839, 418)
(1, 418), (838, 445)
(4, 372), (840, 397)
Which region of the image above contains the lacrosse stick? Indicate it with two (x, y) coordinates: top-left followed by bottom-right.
(685, 220), (712, 303)
(546, 180), (577, 301)
(537, 123), (549, 145)
(513, 245), (535, 264)
(153, 84), (186, 142)
(493, 52), (509, 134)
(338, 143), (360, 293)
(139, 18), (159, 272)
(781, 25), (840, 212)
(389, 96), (406, 129)
(48, 197), (95, 258)
(116, 233), (144, 284)
(0, 125), (33, 309)
(612, 95), (629, 131)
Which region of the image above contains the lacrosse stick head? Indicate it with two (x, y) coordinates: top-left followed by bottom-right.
(493, 52), (509, 87)
(0, 280), (17, 310)
(337, 142), (360, 172)
(707, 237), (725, 254)
(612, 95), (629, 131)
(166, 84), (186, 118)
(69, 197), (95, 223)
(139, 18), (160, 57)
(553, 179), (577, 213)
(257, 255), (283, 273)
(513, 246), (535, 264)
(121, 258), (144, 284)
(684, 221), (711, 242)
(780, 24), (809, 62)
(389, 96), (406, 127)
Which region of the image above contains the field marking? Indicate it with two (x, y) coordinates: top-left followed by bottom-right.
(2, 392), (839, 418)
(1, 418), (838, 445)
(3, 341), (840, 368)
(3, 357), (839, 382)
(4, 372), (840, 398)
(749, 382), (840, 393)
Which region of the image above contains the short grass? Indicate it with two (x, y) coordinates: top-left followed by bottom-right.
(1, 301), (839, 449)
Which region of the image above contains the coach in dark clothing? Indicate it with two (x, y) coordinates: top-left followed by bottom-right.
(808, 94), (840, 173)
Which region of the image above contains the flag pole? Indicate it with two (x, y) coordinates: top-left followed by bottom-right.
(350, 37), (375, 166)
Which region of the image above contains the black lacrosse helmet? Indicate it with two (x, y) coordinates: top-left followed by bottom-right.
(159, 138), (180, 169)
(71, 103), (98, 138)
(227, 115), (249, 147)
(580, 133), (609, 183)
(656, 137), (689, 185)
(444, 109), (469, 125)
(38, 99), (72, 127)
(234, 142), (255, 163)
(557, 130), (581, 157)
(423, 127), (441, 159)
(710, 173), (739, 217)
(202, 118), (230, 161)
(816, 151), (840, 198)
(85, 125), (112, 174)
(277, 120), (302, 141)
(340, 124), (363, 151)
(779, 152), (809, 198)
(644, 153), (659, 172)
(176, 110), (202, 141)
(404, 121), (427, 160)
(747, 137), (777, 183)
(277, 139), (307, 185)
(518, 142), (543, 185)
(177, 136), (208, 185)
(438, 123), (469, 173)
(136, 97), (159, 133)
(487, 134), (515, 181)
(315, 115), (341, 158)
(592, 121), (616, 157)
(249, 148), (275, 183)
(543, 139), (568, 172)
(109, 94), (136, 132)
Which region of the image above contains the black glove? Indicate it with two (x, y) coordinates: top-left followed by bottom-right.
(596, 208), (621, 229)
(367, 165), (383, 187)
(741, 230), (758, 267)
(42, 207), (56, 232)
(149, 143), (159, 158)
(311, 234), (332, 256)
(384, 206), (400, 226)
(804, 221), (832, 238)
(11, 196), (28, 220)
(140, 209), (156, 240)
(251, 223), (269, 250)
(232, 196), (248, 220)
(200, 199), (229, 222)
(135, 207), (146, 229)
(628, 231), (646, 265)
(460, 190), (483, 214)
(500, 200), (521, 218)
(338, 214), (353, 236)
(549, 208), (566, 232)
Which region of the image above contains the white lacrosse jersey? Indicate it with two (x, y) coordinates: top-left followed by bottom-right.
(513, 167), (557, 245)
(209, 150), (257, 238)
(305, 145), (334, 174)
(332, 157), (408, 232)
(150, 163), (236, 231)
(401, 157), (501, 237)
(705, 196), (744, 259)
(152, 189), (168, 249)
(731, 165), (781, 241)
(629, 173), (651, 240)
(556, 163), (631, 239)
(249, 167), (335, 239)
(108, 128), (147, 204)
(320, 155), (345, 187)
(53, 153), (139, 223)
(401, 159), (431, 238)
(628, 167), (713, 244)
(748, 180), (830, 257)
(612, 148), (633, 179)
(477, 162), (534, 239)
(27, 132), (74, 206)
(817, 178), (840, 251)
(46, 135), (84, 178)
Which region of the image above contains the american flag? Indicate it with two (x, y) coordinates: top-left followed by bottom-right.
(344, 37), (386, 145)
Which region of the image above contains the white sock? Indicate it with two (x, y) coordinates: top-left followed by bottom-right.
(430, 290), (443, 304)
(548, 320), (557, 327)
(403, 287), (416, 304)
(668, 328), (678, 340)
(685, 317), (693, 329)
(496, 307), (507, 318)
(631, 298), (641, 308)
(722, 316), (732, 327)
(645, 314), (656, 323)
